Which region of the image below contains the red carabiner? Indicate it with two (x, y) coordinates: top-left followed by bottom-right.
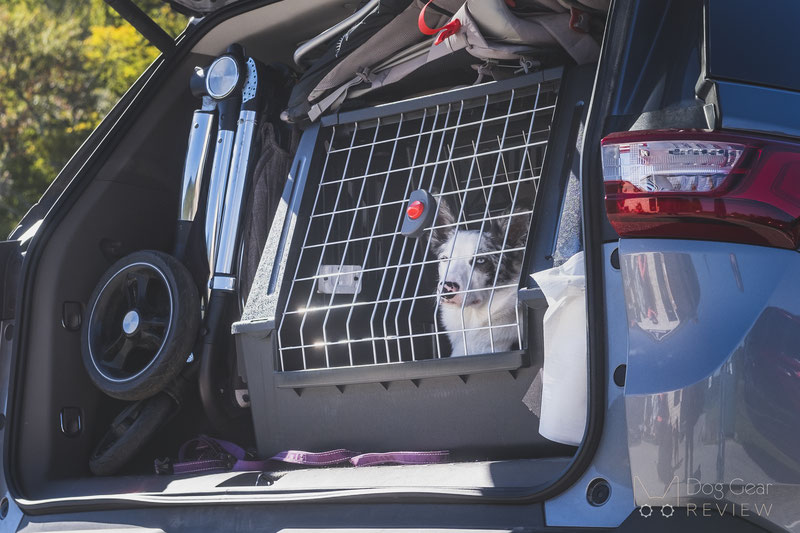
(418, 0), (462, 45)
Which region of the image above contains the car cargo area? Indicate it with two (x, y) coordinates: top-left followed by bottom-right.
(7, 0), (603, 502)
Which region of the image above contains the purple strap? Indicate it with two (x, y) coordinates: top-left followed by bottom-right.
(159, 436), (449, 475)
(272, 449), (449, 466)
(168, 436), (271, 475)
(270, 449), (358, 465)
(349, 450), (449, 466)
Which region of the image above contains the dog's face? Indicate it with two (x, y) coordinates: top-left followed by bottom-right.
(430, 199), (529, 308)
(434, 229), (495, 307)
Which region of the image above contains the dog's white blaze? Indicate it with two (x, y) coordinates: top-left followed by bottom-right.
(438, 231), (484, 307)
(437, 230), (521, 357)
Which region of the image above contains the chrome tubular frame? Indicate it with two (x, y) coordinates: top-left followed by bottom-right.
(179, 98), (216, 222)
(212, 57), (261, 291)
(204, 127), (236, 272)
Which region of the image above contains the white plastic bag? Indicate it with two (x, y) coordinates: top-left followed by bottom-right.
(531, 252), (588, 446)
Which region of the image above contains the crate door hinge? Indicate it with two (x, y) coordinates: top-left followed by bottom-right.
(104, 0), (176, 54)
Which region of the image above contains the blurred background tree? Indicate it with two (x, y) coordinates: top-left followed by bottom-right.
(0, 0), (187, 237)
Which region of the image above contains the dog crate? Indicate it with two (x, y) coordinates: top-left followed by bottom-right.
(235, 68), (574, 458)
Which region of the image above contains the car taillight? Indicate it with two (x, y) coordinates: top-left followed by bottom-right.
(601, 130), (800, 249)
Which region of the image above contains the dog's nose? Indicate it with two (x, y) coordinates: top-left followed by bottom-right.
(441, 281), (460, 299)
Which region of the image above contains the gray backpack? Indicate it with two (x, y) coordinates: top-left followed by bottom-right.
(303, 0), (605, 121)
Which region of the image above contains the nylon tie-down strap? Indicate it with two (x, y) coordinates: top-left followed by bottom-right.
(155, 435), (449, 474)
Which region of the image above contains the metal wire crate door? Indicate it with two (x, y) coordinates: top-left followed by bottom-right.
(277, 77), (559, 372)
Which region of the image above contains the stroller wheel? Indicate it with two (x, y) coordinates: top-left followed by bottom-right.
(89, 392), (176, 476)
(82, 250), (200, 401)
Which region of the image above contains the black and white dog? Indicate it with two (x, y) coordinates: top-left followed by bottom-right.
(430, 200), (529, 357)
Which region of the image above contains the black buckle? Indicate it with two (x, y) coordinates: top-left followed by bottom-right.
(224, 453), (237, 469)
(154, 457), (173, 475)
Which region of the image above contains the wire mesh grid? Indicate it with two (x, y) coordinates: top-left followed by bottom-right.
(277, 79), (559, 371)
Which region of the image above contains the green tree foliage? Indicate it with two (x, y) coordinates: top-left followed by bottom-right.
(0, 0), (186, 237)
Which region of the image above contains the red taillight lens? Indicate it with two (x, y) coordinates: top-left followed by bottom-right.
(601, 130), (800, 249)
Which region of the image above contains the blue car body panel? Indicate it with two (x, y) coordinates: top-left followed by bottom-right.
(621, 239), (800, 529)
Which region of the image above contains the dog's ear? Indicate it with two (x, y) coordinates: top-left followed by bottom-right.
(429, 197), (457, 253)
(493, 210), (531, 249)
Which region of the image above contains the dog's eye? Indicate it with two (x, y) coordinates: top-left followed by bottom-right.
(475, 257), (486, 265)
(439, 254), (448, 261)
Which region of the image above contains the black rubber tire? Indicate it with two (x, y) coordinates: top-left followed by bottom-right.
(89, 392), (176, 476)
(81, 250), (201, 401)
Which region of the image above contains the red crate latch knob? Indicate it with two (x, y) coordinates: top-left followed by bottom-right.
(407, 200), (425, 220)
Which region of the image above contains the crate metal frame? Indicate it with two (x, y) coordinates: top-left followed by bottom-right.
(238, 67), (563, 389)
